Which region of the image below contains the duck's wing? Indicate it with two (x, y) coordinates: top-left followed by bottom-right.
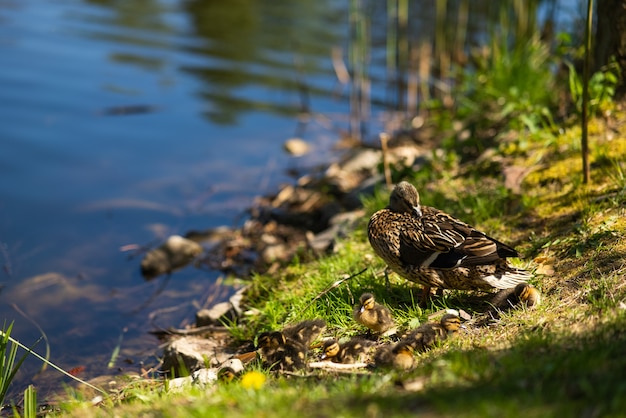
(399, 208), (521, 269)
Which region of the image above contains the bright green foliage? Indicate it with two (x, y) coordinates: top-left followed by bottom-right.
(22, 385), (37, 418)
(455, 33), (558, 152)
(567, 59), (620, 116)
(0, 322), (33, 406)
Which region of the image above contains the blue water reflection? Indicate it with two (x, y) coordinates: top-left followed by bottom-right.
(0, 0), (349, 398)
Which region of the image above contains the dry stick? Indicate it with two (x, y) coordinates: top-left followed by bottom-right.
(0, 331), (107, 395)
(297, 267), (368, 316)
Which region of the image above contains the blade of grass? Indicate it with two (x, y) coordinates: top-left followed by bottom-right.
(0, 329), (106, 396)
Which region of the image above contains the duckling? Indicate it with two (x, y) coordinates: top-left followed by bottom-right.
(368, 181), (530, 297)
(321, 338), (376, 364)
(256, 330), (308, 372)
(217, 367), (238, 382)
(374, 341), (415, 370)
(256, 331), (286, 357)
(282, 319), (327, 346)
(491, 283), (541, 310)
(217, 358), (245, 383)
(403, 313), (463, 352)
(515, 283), (541, 307)
(354, 293), (396, 335)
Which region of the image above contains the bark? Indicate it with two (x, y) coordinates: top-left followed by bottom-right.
(595, 0), (626, 97)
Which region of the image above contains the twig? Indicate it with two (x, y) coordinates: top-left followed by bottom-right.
(307, 361), (369, 370)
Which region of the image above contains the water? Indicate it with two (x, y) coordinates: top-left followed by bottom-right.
(0, 0), (353, 399)
(0, 0), (579, 401)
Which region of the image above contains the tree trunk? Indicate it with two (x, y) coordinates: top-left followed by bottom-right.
(595, 0), (626, 98)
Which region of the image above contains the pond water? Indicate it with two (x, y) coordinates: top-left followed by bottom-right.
(0, 0), (579, 401)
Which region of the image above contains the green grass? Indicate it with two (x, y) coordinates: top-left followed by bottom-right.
(50, 112), (626, 417)
(0, 323), (35, 407)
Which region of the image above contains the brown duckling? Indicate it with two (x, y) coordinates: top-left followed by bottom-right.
(255, 319), (326, 372)
(514, 283), (541, 307)
(321, 338), (376, 364)
(256, 330), (307, 372)
(491, 283), (541, 310)
(282, 319), (327, 346)
(354, 293), (396, 335)
(217, 358), (245, 383)
(374, 341), (415, 370)
(403, 313), (464, 352)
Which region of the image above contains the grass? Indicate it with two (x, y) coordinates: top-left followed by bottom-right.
(47, 110), (626, 417)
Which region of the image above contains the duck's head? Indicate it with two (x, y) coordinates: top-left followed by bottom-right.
(389, 181), (422, 216)
(440, 314), (464, 333)
(359, 293), (376, 313)
(321, 339), (340, 360)
(514, 283), (541, 307)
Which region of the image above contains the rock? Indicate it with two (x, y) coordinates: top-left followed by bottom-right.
(195, 287), (247, 327)
(306, 210), (366, 255)
(283, 138), (311, 156)
(141, 235), (203, 279)
(196, 302), (237, 327)
(161, 335), (234, 376)
(167, 368), (219, 392)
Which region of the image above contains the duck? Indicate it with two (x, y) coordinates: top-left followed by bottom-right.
(402, 313), (464, 352)
(373, 341), (415, 370)
(367, 181), (530, 297)
(353, 293), (396, 335)
(321, 338), (376, 364)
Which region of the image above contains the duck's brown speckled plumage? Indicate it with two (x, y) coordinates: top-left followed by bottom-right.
(368, 181), (530, 291)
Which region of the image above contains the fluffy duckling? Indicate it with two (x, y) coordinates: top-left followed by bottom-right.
(403, 313), (464, 352)
(491, 283), (541, 310)
(256, 330), (307, 372)
(217, 358), (245, 383)
(374, 341), (415, 370)
(368, 181), (530, 296)
(321, 338), (376, 364)
(218, 367), (237, 382)
(255, 319), (326, 372)
(282, 319), (327, 346)
(354, 293), (396, 335)
(514, 283), (541, 307)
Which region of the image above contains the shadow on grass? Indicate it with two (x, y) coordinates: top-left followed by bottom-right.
(315, 312), (626, 417)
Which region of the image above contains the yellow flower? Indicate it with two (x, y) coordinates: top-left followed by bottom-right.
(240, 371), (266, 390)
